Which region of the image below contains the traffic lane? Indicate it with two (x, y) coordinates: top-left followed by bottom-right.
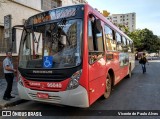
(91, 60), (160, 110)
(91, 60), (159, 111)
(2, 61), (160, 118)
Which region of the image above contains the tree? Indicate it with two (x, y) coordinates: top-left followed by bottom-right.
(115, 22), (160, 52)
(117, 24), (130, 35)
(129, 28), (160, 52)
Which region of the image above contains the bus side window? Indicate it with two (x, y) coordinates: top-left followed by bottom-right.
(127, 39), (131, 53)
(88, 20), (94, 51)
(122, 37), (126, 46)
(88, 14), (104, 64)
(104, 25), (116, 51)
(130, 41), (134, 53)
(116, 32), (122, 51)
(112, 30), (116, 50)
(122, 37), (128, 52)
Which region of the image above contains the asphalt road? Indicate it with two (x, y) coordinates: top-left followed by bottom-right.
(1, 60), (160, 119)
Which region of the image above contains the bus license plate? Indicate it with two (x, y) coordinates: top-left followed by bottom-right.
(37, 93), (49, 99)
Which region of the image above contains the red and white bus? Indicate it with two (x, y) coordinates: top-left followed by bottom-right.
(17, 4), (135, 107)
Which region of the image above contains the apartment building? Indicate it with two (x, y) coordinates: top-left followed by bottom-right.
(107, 13), (136, 32)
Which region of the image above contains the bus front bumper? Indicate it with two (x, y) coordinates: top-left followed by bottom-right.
(17, 83), (89, 108)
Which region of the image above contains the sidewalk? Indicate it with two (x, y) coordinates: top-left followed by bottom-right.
(0, 77), (26, 109)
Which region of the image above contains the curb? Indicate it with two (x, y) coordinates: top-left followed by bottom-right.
(0, 98), (28, 109)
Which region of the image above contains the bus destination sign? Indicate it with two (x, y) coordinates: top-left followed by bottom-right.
(27, 7), (77, 25)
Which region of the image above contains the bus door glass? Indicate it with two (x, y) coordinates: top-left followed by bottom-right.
(88, 14), (106, 104)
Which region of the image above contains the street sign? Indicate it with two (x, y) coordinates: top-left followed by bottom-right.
(4, 15), (11, 39)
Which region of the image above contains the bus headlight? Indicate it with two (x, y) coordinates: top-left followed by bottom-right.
(18, 73), (24, 86)
(67, 70), (82, 90)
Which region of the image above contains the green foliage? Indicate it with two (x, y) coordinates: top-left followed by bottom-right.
(112, 24), (160, 52)
(128, 28), (160, 52)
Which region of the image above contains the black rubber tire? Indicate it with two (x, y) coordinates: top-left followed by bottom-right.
(104, 73), (112, 99)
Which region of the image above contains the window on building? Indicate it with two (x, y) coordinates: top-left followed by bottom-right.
(12, 28), (17, 53)
(41, 0), (62, 11)
(113, 20), (117, 22)
(0, 26), (6, 53)
(0, 26), (16, 53)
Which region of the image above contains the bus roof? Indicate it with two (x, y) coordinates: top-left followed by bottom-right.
(27, 4), (85, 21)
(26, 3), (133, 42)
(26, 4), (84, 26)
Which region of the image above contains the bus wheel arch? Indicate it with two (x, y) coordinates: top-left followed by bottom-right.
(103, 69), (115, 99)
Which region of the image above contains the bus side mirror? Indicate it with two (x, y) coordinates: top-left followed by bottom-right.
(95, 19), (102, 34)
(89, 14), (102, 33)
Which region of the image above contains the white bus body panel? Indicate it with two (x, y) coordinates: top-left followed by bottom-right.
(18, 84), (89, 107)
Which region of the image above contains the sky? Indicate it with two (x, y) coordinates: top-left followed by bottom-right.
(86, 0), (160, 36)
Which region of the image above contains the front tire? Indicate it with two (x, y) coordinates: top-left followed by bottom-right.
(104, 74), (112, 99)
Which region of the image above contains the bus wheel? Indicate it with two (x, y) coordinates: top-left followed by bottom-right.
(127, 65), (131, 78)
(104, 74), (112, 99)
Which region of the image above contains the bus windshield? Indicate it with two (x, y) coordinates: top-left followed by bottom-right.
(19, 19), (82, 69)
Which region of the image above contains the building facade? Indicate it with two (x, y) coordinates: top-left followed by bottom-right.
(62, 0), (87, 6)
(0, 0), (87, 77)
(0, 0), (42, 54)
(0, 0), (87, 55)
(107, 13), (136, 32)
